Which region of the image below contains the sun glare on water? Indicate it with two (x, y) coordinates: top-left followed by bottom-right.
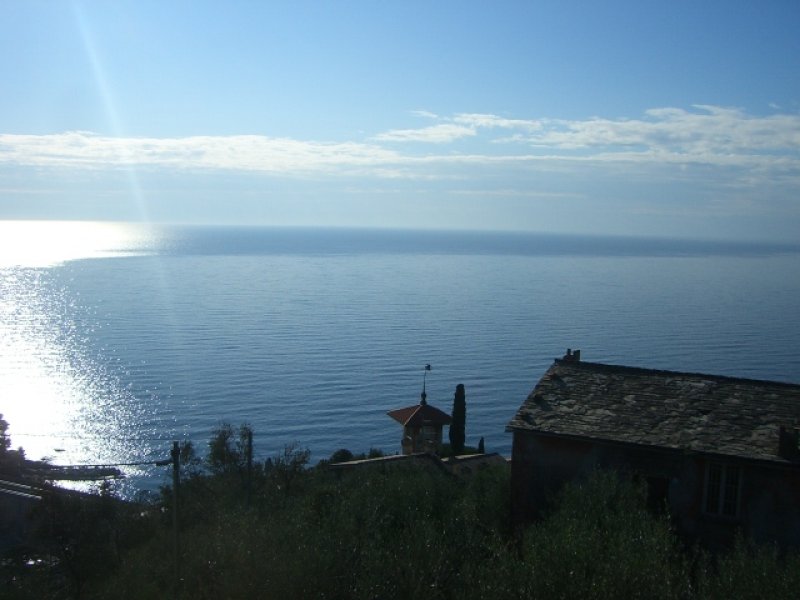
(0, 221), (157, 476)
(0, 220), (156, 268)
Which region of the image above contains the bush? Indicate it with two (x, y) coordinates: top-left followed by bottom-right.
(207, 423), (252, 475)
(522, 471), (691, 599)
(329, 448), (354, 463)
(45, 427), (799, 600)
(697, 535), (800, 599)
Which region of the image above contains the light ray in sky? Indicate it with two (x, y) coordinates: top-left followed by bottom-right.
(72, 2), (151, 224)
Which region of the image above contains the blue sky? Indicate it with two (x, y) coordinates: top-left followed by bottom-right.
(0, 1), (798, 241)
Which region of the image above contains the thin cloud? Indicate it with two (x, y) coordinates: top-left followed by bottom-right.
(372, 124), (476, 143)
(375, 113), (540, 143)
(0, 132), (402, 174)
(525, 106), (800, 157)
(453, 113), (541, 131)
(0, 106), (798, 182)
(449, 188), (584, 199)
(410, 110), (439, 120)
(372, 105), (800, 173)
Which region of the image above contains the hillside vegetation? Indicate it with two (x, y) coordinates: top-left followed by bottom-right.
(4, 424), (800, 599)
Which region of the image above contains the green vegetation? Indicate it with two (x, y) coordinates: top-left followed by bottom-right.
(326, 447), (385, 464)
(438, 442), (480, 458)
(0, 412), (26, 472)
(3, 424), (800, 599)
(449, 383), (466, 455)
(0, 413), (9, 453)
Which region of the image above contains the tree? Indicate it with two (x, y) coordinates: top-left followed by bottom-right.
(178, 440), (203, 478)
(0, 414), (26, 477)
(207, 422), (252, 475)
(0, 413), (10, 454)
(449, 384), (466, 455)
(330, 448), (354, 464)
(269, 442), (310, 492)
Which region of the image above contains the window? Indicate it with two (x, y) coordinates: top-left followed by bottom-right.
(704, 463), (741, 518)
(421, 425), (437, 440)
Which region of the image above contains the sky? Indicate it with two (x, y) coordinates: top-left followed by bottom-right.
(0, 1), (798, 241)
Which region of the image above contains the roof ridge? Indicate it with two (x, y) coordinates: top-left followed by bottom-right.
(554, 358), (800, 389)
(387, 404), (422, 426)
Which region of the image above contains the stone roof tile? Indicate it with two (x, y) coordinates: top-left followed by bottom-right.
(507, 359), (800, 463)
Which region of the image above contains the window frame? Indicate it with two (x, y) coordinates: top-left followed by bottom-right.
(702, 461), (743, 519)
(421, 424), (438, 440)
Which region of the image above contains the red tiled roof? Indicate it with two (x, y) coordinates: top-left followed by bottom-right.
(388, 403), (452, 427)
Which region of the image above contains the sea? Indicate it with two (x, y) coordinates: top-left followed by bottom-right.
(1, 221), (799, 496)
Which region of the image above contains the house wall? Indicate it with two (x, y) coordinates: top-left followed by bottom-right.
(511, 431), (800, 548)
(401, 425), (417, 455)
(402, 425), (443, 455)
(728, 458), (800, 547)
(511, 432), (699, 524)
(0, 491), (40, 551)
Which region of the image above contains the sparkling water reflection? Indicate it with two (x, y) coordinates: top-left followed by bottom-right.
(1, 222), (799, 497)
(0, 269), (144, 469)
(0, 222), (162, 492)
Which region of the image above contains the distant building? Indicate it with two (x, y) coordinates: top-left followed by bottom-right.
(507, 350), (800, 548)
(327, 451), (508, 479)
(440, 452), (510, 476)
(388, 389), (452, 455)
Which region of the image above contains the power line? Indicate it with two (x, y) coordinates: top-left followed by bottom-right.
(10, 431), (282, 443)
(46, 459), (168, 469)
(11, 431), (206, 441)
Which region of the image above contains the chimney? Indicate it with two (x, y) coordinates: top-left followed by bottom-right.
(562, 348), (581, 362)
(779, 426), (799, 459)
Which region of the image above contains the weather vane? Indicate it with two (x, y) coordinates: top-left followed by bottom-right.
(421, 364), (431, 405)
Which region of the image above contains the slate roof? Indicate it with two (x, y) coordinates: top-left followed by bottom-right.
(507, 359), (800, 464)
(388, 403), (452, 427)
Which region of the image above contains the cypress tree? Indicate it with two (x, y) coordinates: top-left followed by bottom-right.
(449, 383), (466, 454)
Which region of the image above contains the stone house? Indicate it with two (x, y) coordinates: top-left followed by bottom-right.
(507, 351), (800, 548)
(0, 481), (42, 552)
(388, 394), (452, 455)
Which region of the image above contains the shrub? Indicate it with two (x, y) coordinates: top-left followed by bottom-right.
(329, 448), (354, 463)
(697, 535), (800, 599)
(522, 471), (691, 599)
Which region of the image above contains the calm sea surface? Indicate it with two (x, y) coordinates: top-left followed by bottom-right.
(2, 222), (799, 495)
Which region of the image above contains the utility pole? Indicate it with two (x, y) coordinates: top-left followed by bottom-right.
(246, 428), (253, 506)
(171, 441), (180, 588)
(155, 443), (182, 594)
